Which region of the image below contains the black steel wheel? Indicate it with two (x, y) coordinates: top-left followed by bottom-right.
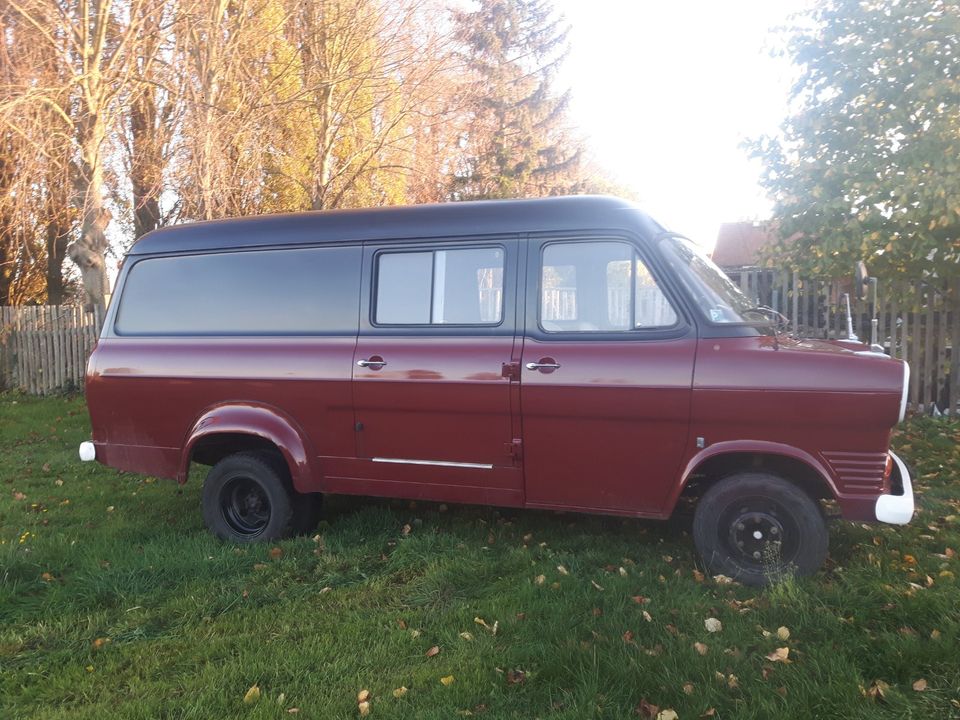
(693, 473), (828, 586)
(202, 452), (294, 542)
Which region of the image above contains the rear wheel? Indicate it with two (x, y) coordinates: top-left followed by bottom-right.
(692, 472), (828, 586)
(202, 452), (294, 542)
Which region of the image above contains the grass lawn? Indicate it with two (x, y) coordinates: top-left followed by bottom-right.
(1, 395), (959, 719)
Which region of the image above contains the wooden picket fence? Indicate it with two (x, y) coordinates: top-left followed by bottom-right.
(0, 306), (104, 395)
(731, 270), (959, 414)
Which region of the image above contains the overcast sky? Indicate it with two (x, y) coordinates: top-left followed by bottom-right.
(554, 0), (809, 248)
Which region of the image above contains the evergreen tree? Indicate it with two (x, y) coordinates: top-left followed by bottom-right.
(451, 0), (582, 200)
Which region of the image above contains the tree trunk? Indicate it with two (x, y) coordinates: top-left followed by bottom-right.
(130, 91), (162, 239)
(68, 111), (111, 313)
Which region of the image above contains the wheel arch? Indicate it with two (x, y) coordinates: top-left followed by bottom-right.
(179, 403), (318, 493)
(666, 440), (838, 514)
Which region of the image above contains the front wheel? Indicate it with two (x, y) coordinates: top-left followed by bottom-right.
(692, 473), (828, 586)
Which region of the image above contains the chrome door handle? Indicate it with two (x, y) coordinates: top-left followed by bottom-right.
(357, 358), (387, 368)
(525, 362), (560, 370)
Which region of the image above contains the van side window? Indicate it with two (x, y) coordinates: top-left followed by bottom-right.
(375, 247), (504, 325)
(540, 241), (677, 332)
(114, 246), (361, 336)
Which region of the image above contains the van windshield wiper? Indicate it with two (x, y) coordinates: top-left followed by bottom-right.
(742, 305), (791, 335)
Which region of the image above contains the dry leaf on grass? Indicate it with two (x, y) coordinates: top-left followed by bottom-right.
(426, 645), (440, 657)
(635, 698), (659, 718)
(704, 617), (722, 633)
(393, 686), (408, 698)
(243, 685), (261, 704)
(268, 547), (283, 560)
(912, 679), (927, 692)
(557, 565), (569, 575)
(694, 642), (709, 656)
(357, 690), (371, 703)
(656, 710), (679, 720)
(459, 632), (474, 641)
(440, 675), (455, 686)
(358, 700), (371, 716)
(776, 626), (790, 640)
(765, 647), (790, 663)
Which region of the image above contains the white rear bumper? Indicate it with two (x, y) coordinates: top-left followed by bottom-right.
(79, 441), (96, 462)
(874, 451), (914, 524)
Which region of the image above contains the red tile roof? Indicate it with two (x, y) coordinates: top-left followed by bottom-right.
(712, 221), (777, 268)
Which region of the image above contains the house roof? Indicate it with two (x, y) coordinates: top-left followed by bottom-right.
(712, 221), (777, 268)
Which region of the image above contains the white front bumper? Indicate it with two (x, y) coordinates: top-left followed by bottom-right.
(874, 451), (914, 524)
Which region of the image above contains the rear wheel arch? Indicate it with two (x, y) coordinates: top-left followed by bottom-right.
(178, 404), (317, 493)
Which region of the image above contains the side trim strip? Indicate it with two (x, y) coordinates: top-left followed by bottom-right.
(372, 457), (493, 470)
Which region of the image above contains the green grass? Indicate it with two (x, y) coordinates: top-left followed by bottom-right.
(1, 395), (959, 719)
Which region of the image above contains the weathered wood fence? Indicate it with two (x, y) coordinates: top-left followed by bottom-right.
(0, 306), (104, 395)
(730, 270), (959, 414)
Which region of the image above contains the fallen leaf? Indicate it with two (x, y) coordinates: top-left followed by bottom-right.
(776, 626), (790, 641)
(13, 491), (26, 501)
(700, 709), (716, 718)
(713, 574), (734, 585)
(657, 710), (679, 720)
(704, 617), (722, 633)
(694, 642), (708, 656)
(861, 679), (890, 701)
(426, 645), (440, 657)
(727, 674), (739, 689)
(106, 506), (114, 512)
(277, 693), (286, 705)
(357, 689), (371, 703)
(557, 565), (569, 575)
(506, 669), (526, 685)
(269, 547), (283, 560)
(623, 630), (635, 643)
(253, 563), (268, 571)
(692, 569), (705, 582)
(619, 566), (628, 576)
(912, 679), (927, 692)
(683, 682), (695, 695)
(475, 617), (498, 635)
(535, 574), (546, 585)
(397, 619), (407, 630)
(931, 629), (942, 640)
(523, 533), (533, 543)
(91, 637), (109, 650)
(393, 686), (408, 698)
(642, 610), (653, 622)
(635, 698), (659, 718)
(591, 580), (605, 591)
(592, 607), (603, 617)
(440, 675), (455, 686)
(287, 709), (300, 714)
(243, 684), (261, 704)
(402, 524), (411, 536)
(631, 595), (649, 604)
(41, 572), (54, 582)
(765, 647), (790, 663)
(358, 700), (370, 716)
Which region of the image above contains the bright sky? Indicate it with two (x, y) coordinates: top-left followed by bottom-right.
(555, 0), (809, 249)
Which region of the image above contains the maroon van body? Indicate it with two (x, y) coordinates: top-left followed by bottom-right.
(82, 196), (913, 584)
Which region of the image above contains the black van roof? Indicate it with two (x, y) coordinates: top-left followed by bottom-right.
(127, 195), (663, 256)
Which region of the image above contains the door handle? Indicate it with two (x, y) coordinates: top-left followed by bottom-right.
(357, 358), (387, 368)
(525, 361), (561, 371)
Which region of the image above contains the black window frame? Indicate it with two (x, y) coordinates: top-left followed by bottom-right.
(364, 240), (514, 334)
(525, 233), (691, 343)
(108, 244), (362, 338)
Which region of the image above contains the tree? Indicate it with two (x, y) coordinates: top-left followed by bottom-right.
(749, 0), (960, 287)
(450, 0), (581, 200)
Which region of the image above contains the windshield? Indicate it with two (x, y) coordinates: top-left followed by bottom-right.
(658, 235), (771, 325)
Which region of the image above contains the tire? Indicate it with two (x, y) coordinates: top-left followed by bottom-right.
(258, 451), (323, 535)
(202, 452), (295, 542)
(692, 472), (828, 586)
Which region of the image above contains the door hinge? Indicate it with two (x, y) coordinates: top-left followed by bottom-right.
(504, 438), (522, 460)
(501, 361), (521, 381)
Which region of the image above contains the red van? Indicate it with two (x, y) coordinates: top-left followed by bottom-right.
(81, 196), (913, 585)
